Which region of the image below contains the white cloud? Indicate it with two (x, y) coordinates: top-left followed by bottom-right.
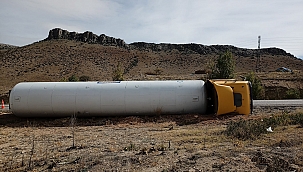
(24, 0), (119, 21)
(0, 0), (302, 58)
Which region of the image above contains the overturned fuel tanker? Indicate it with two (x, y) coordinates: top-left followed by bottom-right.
(9, 80), (252, 117)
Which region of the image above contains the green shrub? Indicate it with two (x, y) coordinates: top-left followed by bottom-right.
(289, 113), (303, 127)
(79, 75), (90, 81)
(112, 64), (124, 81)
(60, 77), (67, 82)
(245, 72), (265, 99)
(285, 88), (300, 99)
(225, 119), (267, 140)
(68, 74), (79, 82)
(124, 143), (136, 151)
(225, 113), (303, 140)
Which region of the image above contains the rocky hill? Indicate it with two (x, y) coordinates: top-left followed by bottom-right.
(0, 43), (18, 51)
(0, 28), (303, 99)
(46, 28), (295, 57)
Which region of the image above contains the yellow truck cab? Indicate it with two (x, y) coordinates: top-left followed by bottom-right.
(206, 79), (252, 115)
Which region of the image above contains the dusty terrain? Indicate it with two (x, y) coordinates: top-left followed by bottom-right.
(1, 29), (303, 171)
(1, 107), (303, 171)
(1, 32), (303, 100)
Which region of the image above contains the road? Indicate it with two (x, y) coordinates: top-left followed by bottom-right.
(253, 99), (303, 107)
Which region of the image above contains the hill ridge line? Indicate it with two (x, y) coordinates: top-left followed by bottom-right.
(44, 28), (295, 58)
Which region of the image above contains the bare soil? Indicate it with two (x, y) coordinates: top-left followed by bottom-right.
(1, 39), (303, 98)
(1, 36), (303, 171)
(1, 107), (303, 171)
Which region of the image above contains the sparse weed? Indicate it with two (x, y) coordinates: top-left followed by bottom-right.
(68, 74), (79, 82)
(289, 113), (303, 127)
(79, 75), (90, 81)
(112, 63), (124, 81)
(245, 72), (265, 99)
(225, 112), (303, 140)
(285, 88), (301, 99)
(124, 143), (136, 151)
(154, 68), (163, 75)
(225, 119), (266, 140)
(157, 144), (167, 151)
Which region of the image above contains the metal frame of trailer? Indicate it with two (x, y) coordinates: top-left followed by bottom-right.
(9, 80), (252, 117)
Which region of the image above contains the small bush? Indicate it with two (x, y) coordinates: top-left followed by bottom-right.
(79, 75), (90, 81)
(225, 113), (303, 140)
(60, 77), (67, 82)
(124, 143), (136, 151)
(245, 72), (265, 99)
(285, 88), (300, 99)
(112, 64), (124, 81)
(68, 74), (78, 82)
(289, 113), (303, 127)
(225, 119), (267, 140)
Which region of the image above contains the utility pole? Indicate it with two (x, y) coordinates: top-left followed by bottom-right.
(256, 36), (261, 72)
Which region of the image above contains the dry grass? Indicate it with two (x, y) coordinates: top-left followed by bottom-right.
(1, 39), (303, 97)
(0, 38), (303, 171)
(0, 108), (303, 171)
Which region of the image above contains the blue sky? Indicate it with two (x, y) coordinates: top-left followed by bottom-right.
(1, 0), (303, 59)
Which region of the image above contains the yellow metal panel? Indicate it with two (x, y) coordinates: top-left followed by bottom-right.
(228, 82), (251, 115)
(211, 80), (251, 115)
(211, 81), (236, 115)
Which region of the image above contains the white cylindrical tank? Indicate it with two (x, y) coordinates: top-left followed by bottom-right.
(9, 80), (207, 117)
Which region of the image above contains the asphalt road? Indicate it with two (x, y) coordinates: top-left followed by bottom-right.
(253, 99), (303, 107)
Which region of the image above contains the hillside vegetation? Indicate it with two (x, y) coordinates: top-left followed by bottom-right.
(1, 28), (303, 171)
(0, 28), (303, 100)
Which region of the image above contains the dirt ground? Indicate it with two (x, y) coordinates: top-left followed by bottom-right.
(0, 107), (303, 172)
(1, 33), (303, 171)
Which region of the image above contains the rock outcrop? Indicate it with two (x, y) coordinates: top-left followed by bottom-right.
(129, 42), (294, 57)
(45, 28), (296, 58)
(45, 28), (127, 48)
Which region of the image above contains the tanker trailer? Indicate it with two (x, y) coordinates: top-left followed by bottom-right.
(9, 80), (252, 117)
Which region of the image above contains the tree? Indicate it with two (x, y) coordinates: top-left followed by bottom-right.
(211, 51), (235, 79)
(245, 72), (265, 99)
